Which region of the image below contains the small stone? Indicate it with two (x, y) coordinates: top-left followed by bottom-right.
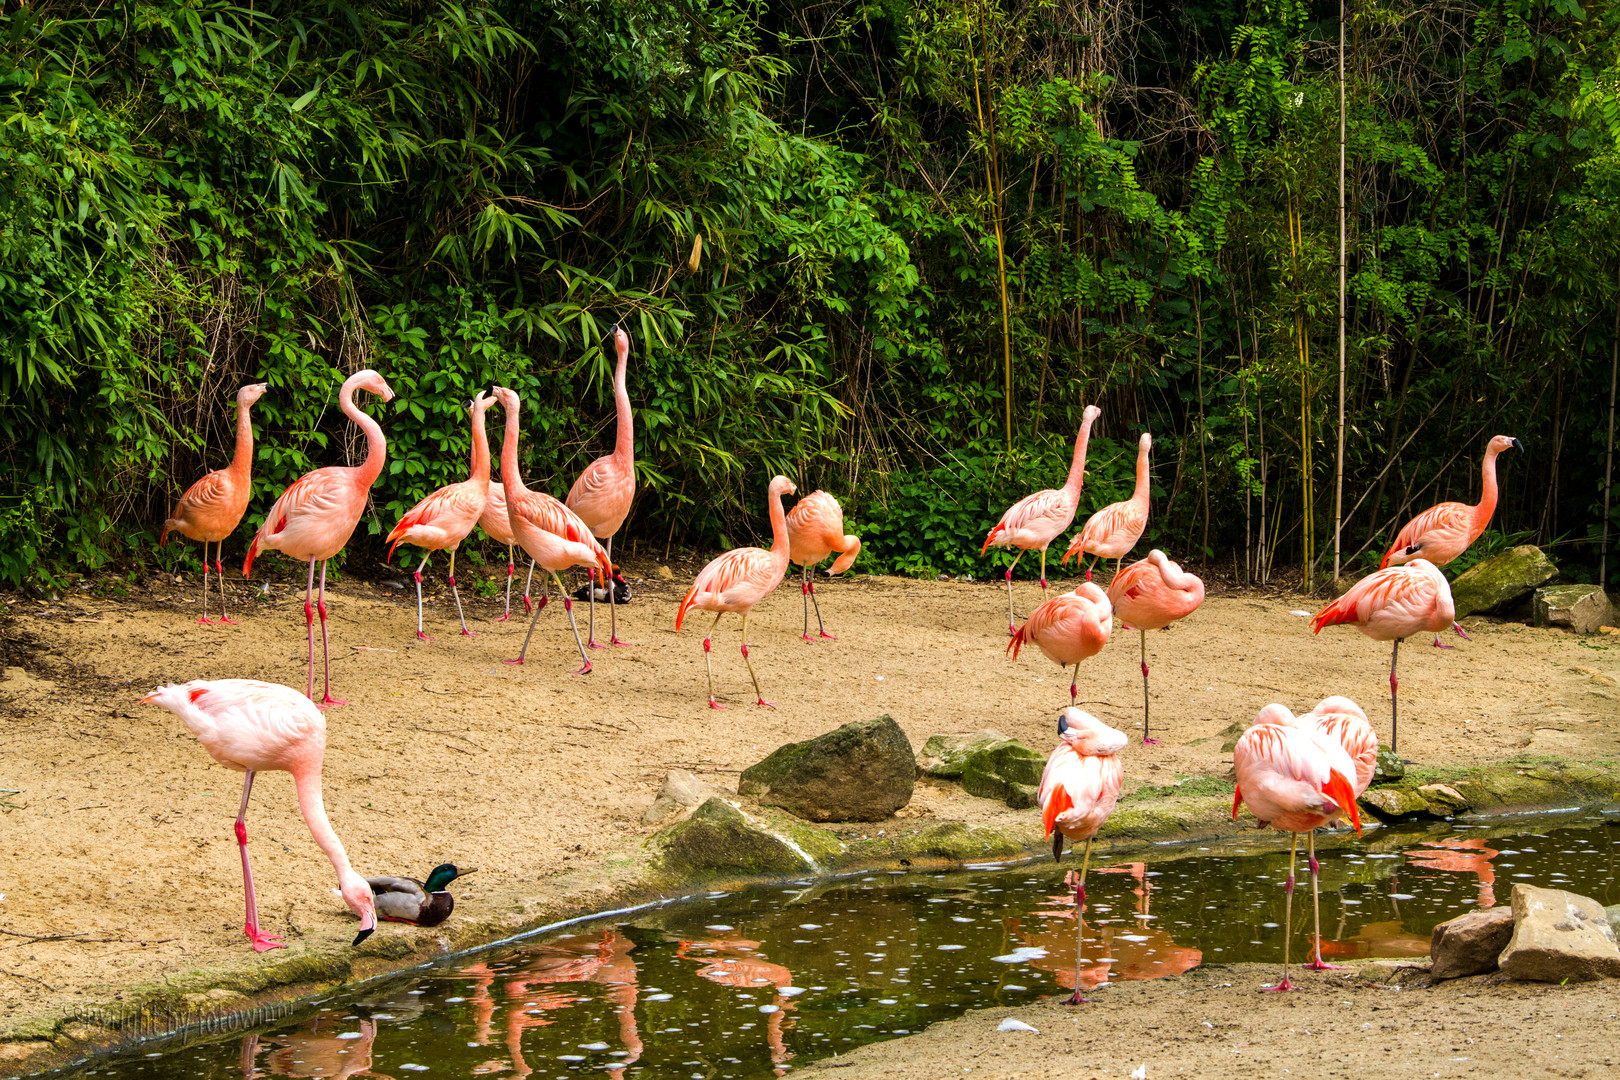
(1358, 786), (1430, 820)
(916, 730), (1012, 779)
(650, 797), (841, 878)
(1533, 585), (1617, 635)
(997, 1018), (1039, 1033)
(1418, 783), (1470, 816)
(642, 769), (724, 826)
(1497, 883), (1620, 982)
(1372, 750), (1406, 783)
(959, 740), (1046, 808)
(1448, 545), (1557, 617)
(1430, 907), (1514, 979)
(739, 716), (916, 822)
(1215, 721), (1247, 754)
(655, 565), (674, 580)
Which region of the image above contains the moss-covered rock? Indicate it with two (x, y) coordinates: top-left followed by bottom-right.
(959, 739), (1045, 808)
(738, 715), (916, 822)
(916, 730), (1012, 778)
(1533, 585), (1616, 634)
(844, 822), (1033, 864)
(1373, 750), (1406, 784)
(1449, 771), (1573, 812)
(1418, 783), (1472, 815)
(1100, 793), (1234, 841)
(1359, 786), (1432, 820)
(649, 797), (844, 881)
(1449, 545), (1557, 617)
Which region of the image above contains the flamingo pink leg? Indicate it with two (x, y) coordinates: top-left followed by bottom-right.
(1389, 639), (1401, 755)
(449, 550), (473, 636)
(316, 560), (344, 708)
(235, 770), (284, 952)
(216, 556), (236, 624)
(1304, 832), (1346, 971)
(704, 611), (725, 709)
(586, 563), (606, 649)
(801, 566), (815, 644)
(506, 579), (551, 664)
(197, 541), (215, 625)
(522, 562), (535, 614)
(1039, 548), (1048, 594)
(557, 572), (592, 674)
(413, 553), (433, 642)
(740, 613), (773, 707)
(607, 538), (631, 647)
(303, 558), (318, 701)
(1066, 837), (1093, 1005)
(1140, 628), (1162, 745)
(497, 547), (516, 622)
(1264, 835), (1298, 991)
(1004, 550), (1026, 635)
(808, 570), (835, 640)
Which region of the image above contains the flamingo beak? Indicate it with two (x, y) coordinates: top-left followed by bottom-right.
(140, 689), (161, 705)
(1512, 438), (1523, 453)
(352, 926), (374, 946)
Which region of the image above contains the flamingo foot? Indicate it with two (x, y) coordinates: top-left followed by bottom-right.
(1008, 623), (1018, 637)
(587, 639), (608, 650)
(1432, 636), (1455, 649)
(218, 616), (239, 625)
(197, 617), (215, 625)
(416, 631), (432, 642)
(802, 633), (816, 643)
(573, 661), (593, 675)
(819, 631), (837, 640)
(1453, 622), (1473, 641)
(756, 698), (777, 709)
(1262, 977), (1294, 992)
(460, 629), (476, 637)
(1142, 737), (1164, 746)
(1063, 992), (1090, 1005)
(522, 596), (534, 614)
(709, 697), (726, 710)
(610, 636), (633, 647)
(1304, 960), (1347, 971)
(495, 612), (512, 622)
(317, 694), (347, 709)
(245, 927), (286, 953)
(502, 657), (525, 665)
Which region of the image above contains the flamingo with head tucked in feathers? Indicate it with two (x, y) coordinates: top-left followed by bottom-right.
(566, 324), (637, 648)
(386, 392), (495, 641)
(162, 381), (269, 626)
(243, 370), (395, 707)
(676, 475), (797, 709)
(489, 387), (610, 674)
(1232, 701), (1370, 989)
(1107, 549), (1204, 745)
(1037, 707), (1128, 1004)
(140, 678), (377, 952)
(981, 406), (1102, 634)
(1008, 583), (1112, 707)
(785, 490), (861, 642)
(1065, 432), (1152, 581)
(1310, 558), (1454, 755)
(1381, 434), (1521, 645)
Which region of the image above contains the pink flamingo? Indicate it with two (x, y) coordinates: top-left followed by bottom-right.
(1310, 558), (1455, 754)
(1231, 703), (1365, 990)
(784, 490), (861, 642)
(479, 482), (536, 621)
(566, 324), (637, 648)
(385, 392), (495, 640)
(1106, 549), (1204, 745)
(1064, 432), (1152, 581)
(981, 405), (1102, 633)
(1297, 695), (1377, 966)
(1381, 434), (1520, 644)
(140, 679), (377, 952)
(243, 370), (395, 706)
(489, 387), (610, 673)
(1037, 707), (1127, 1004)
(161, 381), (269, 625)
(1007, 583), (1112, 706)
(675, 475), (798, 709)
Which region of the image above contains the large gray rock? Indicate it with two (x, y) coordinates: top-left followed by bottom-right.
(1497, 884), (1620, 982)
(959, 739), (1045, 810)
(738, 715), (915, 822)
(649, 797), (842, 878)
(1534, 585), (1616, 635)
(1358, 786), (1430, 820)
(917, 730), (1012, 779)
(1449, 545), (1557, 617)
(1430, 907), (1514, 979)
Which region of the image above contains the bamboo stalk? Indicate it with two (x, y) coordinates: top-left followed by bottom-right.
(1605, 268), (1619, 588)
(966, 1), (1014, 452)
(1334, 0), (1347, 583)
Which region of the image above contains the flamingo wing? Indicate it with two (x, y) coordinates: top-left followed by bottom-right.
(179, 679), (325, 770)
(387, 483), (486, 558)
(480, 484), (514, 545)
(677, 547), (771, 629)
(1381, 501), (1472, 568)
(566, 455), (634, 538)
(984, 487), (1073, 553)
(1070, 499), (1147, 561)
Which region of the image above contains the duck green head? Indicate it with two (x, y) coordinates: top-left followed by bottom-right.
(425, 863), (473, 892)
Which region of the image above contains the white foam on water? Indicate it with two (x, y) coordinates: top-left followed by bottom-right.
(336, 1033), (362, 1040)
(937, 944), (966, 951)
(991, 946), (1048, 963)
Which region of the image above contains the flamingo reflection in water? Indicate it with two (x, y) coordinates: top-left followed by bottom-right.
(1018, 862), (1202, 994)
(460, 929), (642, 1077)
(240, 1018), (386, 1080)
(678, 938), (798, 1075)
(1406, 837), (1500, 909)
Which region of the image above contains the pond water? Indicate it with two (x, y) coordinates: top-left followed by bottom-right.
(65, 814), (1620, 1080)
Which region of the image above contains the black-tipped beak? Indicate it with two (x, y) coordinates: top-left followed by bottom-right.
(609, 322), (620, 336)
(352, 927), (375, 946)
(1052, 832), (1064, 863)
(1057, 713), (1070, 736)
(1512, 438), (1524, 453)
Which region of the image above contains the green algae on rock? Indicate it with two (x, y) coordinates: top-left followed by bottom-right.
(738, 715), (916, 822)
(916, 730), (1012, 779)
(958, 739), (1044, 809)
(649, 797), (845, 881)
(1449, 544), (1557, 617)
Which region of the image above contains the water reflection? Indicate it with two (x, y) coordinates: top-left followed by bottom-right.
(242, 1020), (387, 1080)
(677, 939), (796, 1073)
(1018, 863), (1203, 991)
(1405, 838), (1500, 908)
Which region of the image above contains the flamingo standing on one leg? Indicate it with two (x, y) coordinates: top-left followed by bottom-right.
(1381, 434), (1521, 644)
(1008, 583), (1112, 706)
(1106, 549), (1204, 745)
(385, 392), (495, 641)
(490, 387), (610, 673)
(1298, 695), (1378, 969)
(1310, 558), (1454, 755)
(139, 679), (377, 952)
(161, 381), (269, 625)
(1037, 707), (1128, 1005)
(567, 324), (637, 649)
(1064, 431), (1152, 582)
(243, 370), (395, 707)
(784, 490), (861, 642)
(1231, 703), (1365, 990)
(675, 475), (798, 709)
(479, 483), (536, 621)
(981, 405), (1102, 634)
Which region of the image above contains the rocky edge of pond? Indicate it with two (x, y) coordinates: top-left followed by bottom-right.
(10, 713), (1620, 1078)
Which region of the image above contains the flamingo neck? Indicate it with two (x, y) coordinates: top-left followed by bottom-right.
(1130, 440), (1151, 507)
(1474, 444), (1502, 529)
(1062, 411), (1099, 496)
(227, 396), (256, 479)
(342, 380), (387, 488)
(768, 486), (791, 561)
(293, 767), (358, 884)
(468, 407), (491, 487)
(500, 402), (527, 498)
(612, 341), (634, 468)
(1157, 559), (1198, 592)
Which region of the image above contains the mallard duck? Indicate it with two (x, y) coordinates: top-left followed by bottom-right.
(367, 863), (473, 927)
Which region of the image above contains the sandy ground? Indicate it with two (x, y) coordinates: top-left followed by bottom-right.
(1, 560), (1619, 1037)
(802, 961), (1620, 1079)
